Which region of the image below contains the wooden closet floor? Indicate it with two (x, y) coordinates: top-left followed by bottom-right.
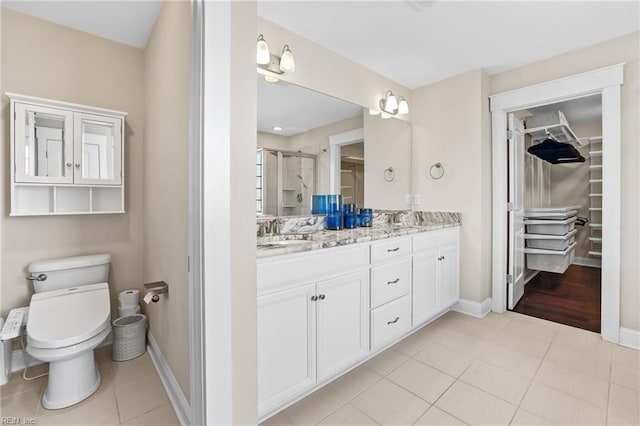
(513, 264), (601, 333)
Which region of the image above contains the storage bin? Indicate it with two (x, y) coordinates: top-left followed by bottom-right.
(524, 217), (577, 235)
(112, 314), (147, 361)
(525, 229), (577, 250)
(524, 206), (580, 220)
(524, 242), (576, 274)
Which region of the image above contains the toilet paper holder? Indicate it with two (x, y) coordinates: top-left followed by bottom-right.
(143, 281), (168, 303)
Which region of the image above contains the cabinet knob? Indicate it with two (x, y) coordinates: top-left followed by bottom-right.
(311, 295), (318, 301)
(66, 162), (72, 168)
(75, 163), (81, 168)
(387, 317), (400, 325)
(318, 294), (326, 300)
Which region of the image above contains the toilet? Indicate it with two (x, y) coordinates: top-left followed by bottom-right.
(26, 254), (112, 409)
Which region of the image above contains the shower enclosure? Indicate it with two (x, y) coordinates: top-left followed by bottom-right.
(257, 148), (317, 216)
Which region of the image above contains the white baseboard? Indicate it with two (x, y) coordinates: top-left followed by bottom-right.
(619, 327), (640, 350)
(11, 333), (112, 373)
(452, 297), (492, 319)
(572, 257), (602, 268)
(147, 331), (191, 426)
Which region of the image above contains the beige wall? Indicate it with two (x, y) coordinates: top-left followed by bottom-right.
(0, 9), (145, 322)
(490, 32), (640, 330)
(257, 132), (290, 151)
(364, 113), (413, 210)
(411, 69), (493, 303)
(142, 0), (191, 399)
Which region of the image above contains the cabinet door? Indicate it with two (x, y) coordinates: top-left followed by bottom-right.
(412, 249), (439, 326)
(439, 244), (459, 310)
(316, 270), (369, 381)
(14, 103), (74, 184)
(258, 283), (316, 414)
(73, 112), (122, 185)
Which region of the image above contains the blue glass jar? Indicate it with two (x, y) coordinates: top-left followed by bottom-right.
(311, 195), (329, 215)
(358, 208), (373, 227)
(342, 203), (357, 229)
(325, 195), (343, 230)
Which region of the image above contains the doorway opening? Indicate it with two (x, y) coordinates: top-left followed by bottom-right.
(490, 64), (623, 343)
(507, 95), (603, 332)
(339, 142), (365, 208)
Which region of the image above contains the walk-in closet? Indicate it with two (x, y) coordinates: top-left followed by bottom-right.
(508, 95), (603, 332)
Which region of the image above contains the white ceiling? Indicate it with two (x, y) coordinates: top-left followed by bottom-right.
(257, 75), (363, 136)
(2, 0), (163, 48)
(258, 1), (640, 89)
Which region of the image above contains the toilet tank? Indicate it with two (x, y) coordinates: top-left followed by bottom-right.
(28, 254), (111, 293)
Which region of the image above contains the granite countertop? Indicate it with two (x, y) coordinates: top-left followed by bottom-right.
(257, 211), (461, 259)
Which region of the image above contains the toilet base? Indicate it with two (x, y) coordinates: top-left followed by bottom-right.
(42, 351), (101, 410)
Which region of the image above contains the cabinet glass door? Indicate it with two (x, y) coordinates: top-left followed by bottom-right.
(74, 112), (122, 185)
(14, 103), (73, 184)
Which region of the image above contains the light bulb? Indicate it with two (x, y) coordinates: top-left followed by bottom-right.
(369, 109), (380, 115)
(257, 34), (270, 65)
(397, 98), (409, 115)
(381, 111), (392, 119)
(280, 45), (295, 72)
(264, 75), (279, 83)
(273, 126), (283, 131)
(385, 91), (398, 112)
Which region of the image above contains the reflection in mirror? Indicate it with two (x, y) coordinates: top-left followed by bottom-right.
(81, 120), (115, 180)
(24, 111), (66, 178)
(256, 74), (412, 216)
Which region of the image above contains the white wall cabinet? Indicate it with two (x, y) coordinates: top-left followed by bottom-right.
(8, 93), (127, 215)
(257, 228), (459, 421)
(412, 228), (460, 327)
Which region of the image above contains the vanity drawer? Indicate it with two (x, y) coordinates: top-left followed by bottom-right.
(371, 295), (411, 350)
(370, 237), (411, 264)
(370, 259), (411, 308)
(412, 228), (459, 253)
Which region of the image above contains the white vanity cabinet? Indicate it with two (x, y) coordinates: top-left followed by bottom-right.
(257, 227), (460, 421)
(412, 228), (460, 326)
(257, 245), (369, 417)
(8, 93), (126, 215)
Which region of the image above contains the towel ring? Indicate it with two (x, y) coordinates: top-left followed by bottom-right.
(429, 162), (444, 180)
(383, 167), (395, 182)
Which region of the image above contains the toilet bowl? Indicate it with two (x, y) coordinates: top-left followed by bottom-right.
(25, 254), (112, 410)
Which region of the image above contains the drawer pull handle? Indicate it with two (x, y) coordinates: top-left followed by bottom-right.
(311, 295), (318, 301)
(387, 317), (400, 325)
(387, 247), (400, 252)
(318, 294), (326, 300)
(387, 278), (400, 285)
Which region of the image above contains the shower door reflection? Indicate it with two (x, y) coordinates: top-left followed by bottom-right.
(258, 148), (317, 216)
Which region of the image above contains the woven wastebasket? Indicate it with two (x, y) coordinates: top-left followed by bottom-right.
(112, 314), (147, 361)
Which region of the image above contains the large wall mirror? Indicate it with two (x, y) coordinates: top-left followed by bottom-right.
(257, 74), (412, 216)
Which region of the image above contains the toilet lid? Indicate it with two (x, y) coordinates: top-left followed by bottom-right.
(27, 282), (111, 349)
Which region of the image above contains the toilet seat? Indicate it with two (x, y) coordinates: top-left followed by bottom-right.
(27, 282), (111, 349)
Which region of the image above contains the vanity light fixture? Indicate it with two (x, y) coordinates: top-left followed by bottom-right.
(369, 109), (380, 115)
(380, 111), (392, 119)
(279, 45), (295, 72)
(378, 90), (409, 116)
(256, 34), (296, 76)
(257, 34), (271, 65)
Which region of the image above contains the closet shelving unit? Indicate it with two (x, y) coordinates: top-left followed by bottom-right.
(586, 136), (603, 258)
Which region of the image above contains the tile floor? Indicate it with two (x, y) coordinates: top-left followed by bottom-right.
(0, 346), (179, 425)
(262, 311), (640, 426)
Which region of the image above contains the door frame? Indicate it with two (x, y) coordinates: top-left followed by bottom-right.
(489, 64), (624, 343)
